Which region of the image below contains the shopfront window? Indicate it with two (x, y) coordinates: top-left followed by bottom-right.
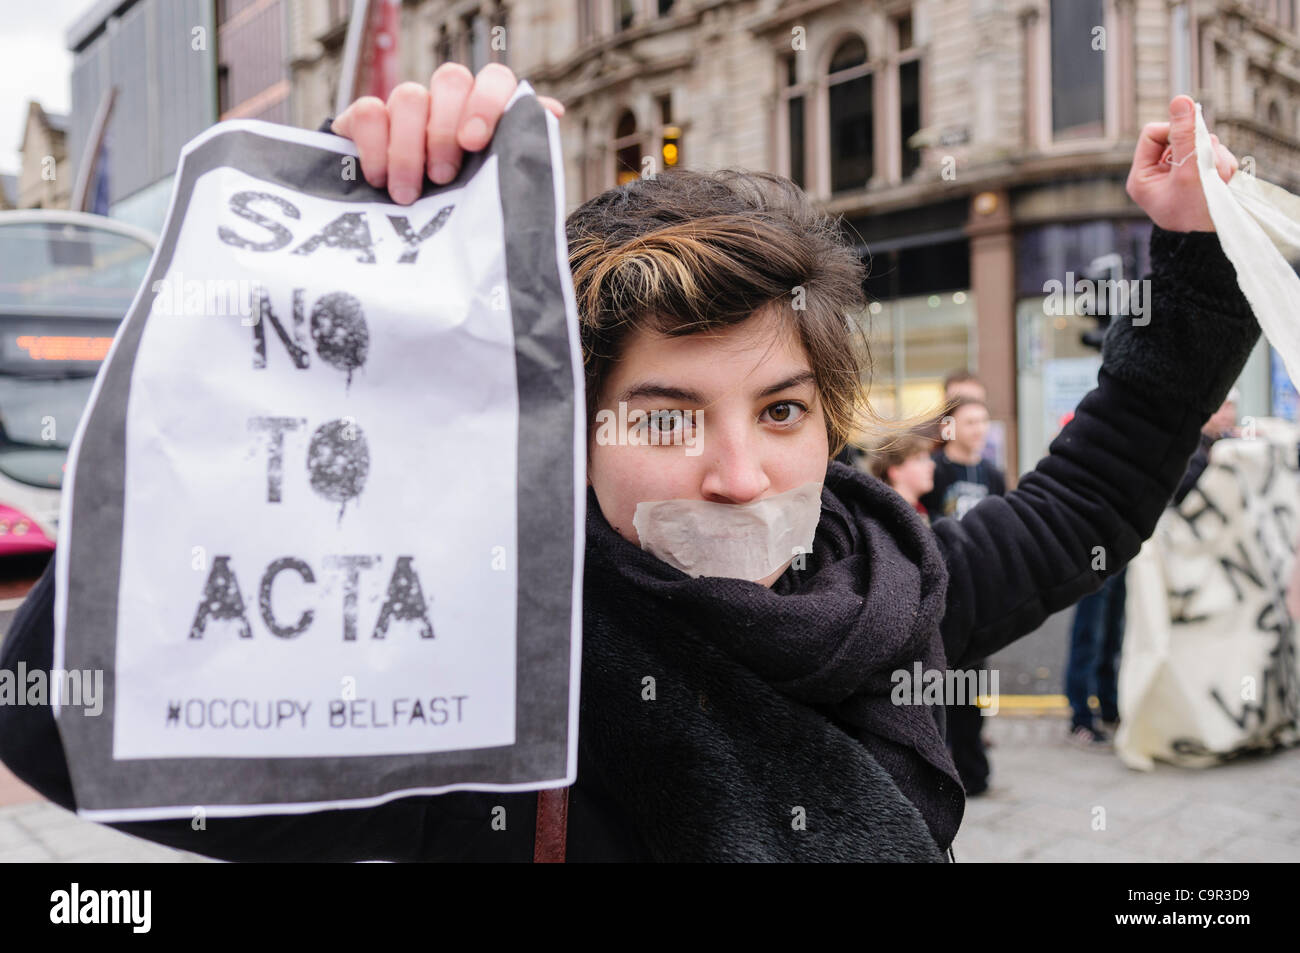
(861, 290), (975, 421)
(840, 219), (972, 433)
(1015, 299), (1102, 473)
(1015, 220), (1151, 472)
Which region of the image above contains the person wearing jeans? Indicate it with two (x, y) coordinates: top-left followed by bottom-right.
(1064, 567), (1127, 748)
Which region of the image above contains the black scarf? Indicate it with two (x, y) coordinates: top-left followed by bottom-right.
(577, 461), (965, 861)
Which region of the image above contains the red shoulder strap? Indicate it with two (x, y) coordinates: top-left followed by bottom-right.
(533, 787), (570, 862)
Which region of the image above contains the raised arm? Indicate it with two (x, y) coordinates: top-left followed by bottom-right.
(936, 97), (1260, 669)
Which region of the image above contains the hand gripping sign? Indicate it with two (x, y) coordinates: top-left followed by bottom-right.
(53, 82), (584, 820)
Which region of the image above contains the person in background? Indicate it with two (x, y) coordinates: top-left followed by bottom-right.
(919, 394), (1007, 797)
(918, 370), (987, 449)
(1063, 567), (1127, 750)
(1063, 392), (1240, 751)
(866, 432), (937, 524)
(1172, 389), (1240, 506)
(943, 369), (987, 405)
(920, 397), (1007, 520)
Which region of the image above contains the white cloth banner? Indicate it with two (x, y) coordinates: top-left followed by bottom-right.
(1117, 420), (1300, 769)
(53, 83), (585, 820)
(1195, 101), (1300, 387)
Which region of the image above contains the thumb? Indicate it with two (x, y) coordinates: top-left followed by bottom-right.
(1168, 95), (1197, 162)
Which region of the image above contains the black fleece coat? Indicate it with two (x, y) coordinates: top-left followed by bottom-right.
(0, 226), (1261, 861)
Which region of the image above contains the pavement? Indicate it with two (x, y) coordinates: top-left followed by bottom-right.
(951, 712), (1300, 862)
(0, 765), (209, 862)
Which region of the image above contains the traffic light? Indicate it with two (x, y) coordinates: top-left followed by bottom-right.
(662, 126), (681, 169)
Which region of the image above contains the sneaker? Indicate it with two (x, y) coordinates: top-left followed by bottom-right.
(1067, 724), (1113, 751)
(1099, 717), (1120, 736)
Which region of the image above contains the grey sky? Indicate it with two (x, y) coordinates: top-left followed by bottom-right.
(0, 1), (89, 175)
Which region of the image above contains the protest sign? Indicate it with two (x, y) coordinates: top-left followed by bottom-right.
(53, 82), (584, 820)
(1117, 419), (1300, 769)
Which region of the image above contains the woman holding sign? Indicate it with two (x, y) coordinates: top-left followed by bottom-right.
(0, 63), (1258, 862)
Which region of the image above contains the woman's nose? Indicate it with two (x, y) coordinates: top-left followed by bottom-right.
(698, 427), (770, 503)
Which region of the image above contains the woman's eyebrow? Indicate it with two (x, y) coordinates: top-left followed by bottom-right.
(618, 370), (816, 404)
(617, 382), (706, 403)
(756, 370), (816, 398)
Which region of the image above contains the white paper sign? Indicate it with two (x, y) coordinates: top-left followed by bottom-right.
(54, 83), (584, 820)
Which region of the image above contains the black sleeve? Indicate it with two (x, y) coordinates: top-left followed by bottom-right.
(989, 464), (1007, 498)
(935, 226), (1259, 669)
(1171, 436), (1212, 506)
(0, 560), (537, 862)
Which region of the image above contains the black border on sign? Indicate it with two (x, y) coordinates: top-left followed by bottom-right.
(56, 94), (578, 813)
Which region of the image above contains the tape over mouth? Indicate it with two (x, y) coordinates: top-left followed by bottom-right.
(630, 481), (825, 581)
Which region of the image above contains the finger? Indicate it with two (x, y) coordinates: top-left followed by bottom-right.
(386, 82), (430, 204)
(1168, 95), (1197, 173)
(427, 62), (475, 184)
(1223, 144), (1239, 176)
(537, 95), (565, 119)
(333, 97), (389, 189)
(1213, 141), (1238, 183)
(458, 62), (518, 152)
(1132, 121), (1171, 171)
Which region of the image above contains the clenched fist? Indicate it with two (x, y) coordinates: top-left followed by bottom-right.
(1126, 95), (1239, 233)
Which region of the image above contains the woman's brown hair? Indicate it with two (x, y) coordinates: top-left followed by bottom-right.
(565, 168), (923, 458)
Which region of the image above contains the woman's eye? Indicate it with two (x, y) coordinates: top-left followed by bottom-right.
(651, 411), (681, 432)
(763, 401), (807, 426)
(639, 410), (692, 434)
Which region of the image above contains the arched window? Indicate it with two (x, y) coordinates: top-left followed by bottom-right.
(828, 35), (873, 193)
(614, 110), (642, 185)
(831, 36), (867, 71)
